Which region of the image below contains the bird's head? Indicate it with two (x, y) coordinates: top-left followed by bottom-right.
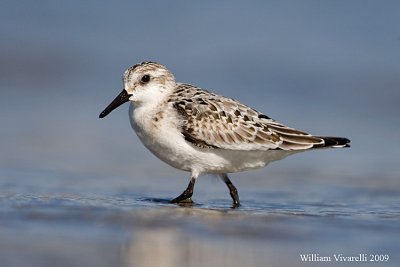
(99, 61), (175, 118)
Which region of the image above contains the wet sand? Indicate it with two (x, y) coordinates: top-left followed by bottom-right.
(0, 185), (398, 267)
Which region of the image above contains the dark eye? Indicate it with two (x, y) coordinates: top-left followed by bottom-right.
(141, 74), (150, 83)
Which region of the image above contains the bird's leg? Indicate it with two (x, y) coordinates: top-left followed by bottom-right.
(220, 174), (240, 208)
(170, 176), (196, 204)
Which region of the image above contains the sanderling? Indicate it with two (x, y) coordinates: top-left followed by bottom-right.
(99, 61), (350, 207)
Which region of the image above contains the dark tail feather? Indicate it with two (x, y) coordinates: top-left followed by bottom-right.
(315, 136), (351, 148)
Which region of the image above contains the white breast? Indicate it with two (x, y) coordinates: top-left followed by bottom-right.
(128, 102), (296, 175)
(129, 102), (205, 172)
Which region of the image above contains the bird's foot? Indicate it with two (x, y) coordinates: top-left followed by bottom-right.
(169, 188), (194, 204)
(231, 199), (240, 209)
(170, 195), (193, 204)
(170, 177), (195, 205)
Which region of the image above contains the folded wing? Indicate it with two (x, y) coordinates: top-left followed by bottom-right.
(170, 84), (350, 151)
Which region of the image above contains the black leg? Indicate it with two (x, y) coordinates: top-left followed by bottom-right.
(170, 176), (196, 203)
(220, 174), (240, 208)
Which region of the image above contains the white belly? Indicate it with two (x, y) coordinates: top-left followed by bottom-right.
(129, 103), (296, 175)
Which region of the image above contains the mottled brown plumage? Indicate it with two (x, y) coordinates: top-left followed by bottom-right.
(168, 84), (346, 151)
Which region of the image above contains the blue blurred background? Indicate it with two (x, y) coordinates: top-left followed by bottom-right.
(1, 1), (399, 266)
(1, 0), (399, 192)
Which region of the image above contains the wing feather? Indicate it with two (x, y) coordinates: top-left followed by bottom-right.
(170, 84), (340, 151)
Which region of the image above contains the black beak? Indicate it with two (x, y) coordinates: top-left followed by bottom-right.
(99, 89), (132, 118)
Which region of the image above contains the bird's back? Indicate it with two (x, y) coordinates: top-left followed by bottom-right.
(169, 83), (350, 152)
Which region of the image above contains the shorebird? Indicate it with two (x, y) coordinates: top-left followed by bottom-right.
(99, 61), (350, 207)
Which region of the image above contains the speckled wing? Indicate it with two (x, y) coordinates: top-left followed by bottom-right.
(170, 84), (339, 151)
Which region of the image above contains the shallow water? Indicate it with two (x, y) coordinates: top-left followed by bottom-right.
(1, 177), (399, 267)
